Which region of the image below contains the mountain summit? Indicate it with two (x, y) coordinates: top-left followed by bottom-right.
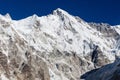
(53, 8), (70, 16)
(0, 8), (120, 80)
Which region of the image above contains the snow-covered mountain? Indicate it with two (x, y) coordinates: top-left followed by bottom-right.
(0, 8), (120, 80)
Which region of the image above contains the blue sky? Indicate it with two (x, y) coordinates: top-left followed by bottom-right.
(0, 0), (120, 25)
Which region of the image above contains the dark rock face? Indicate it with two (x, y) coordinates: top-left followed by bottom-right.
(110, 69), (120, 80)
(91, 46), (98, 64)
(81, 59), (120, 80)
(90, 45), (110, 68)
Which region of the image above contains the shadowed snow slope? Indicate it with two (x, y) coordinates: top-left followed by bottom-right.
(0, 8), (120, 80)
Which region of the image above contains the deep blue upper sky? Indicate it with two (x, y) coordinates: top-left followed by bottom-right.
(0, 0), (120, 25)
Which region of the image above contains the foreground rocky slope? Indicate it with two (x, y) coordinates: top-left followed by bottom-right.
(81, 58), (120, 80)
(0, 8), (120, 80)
